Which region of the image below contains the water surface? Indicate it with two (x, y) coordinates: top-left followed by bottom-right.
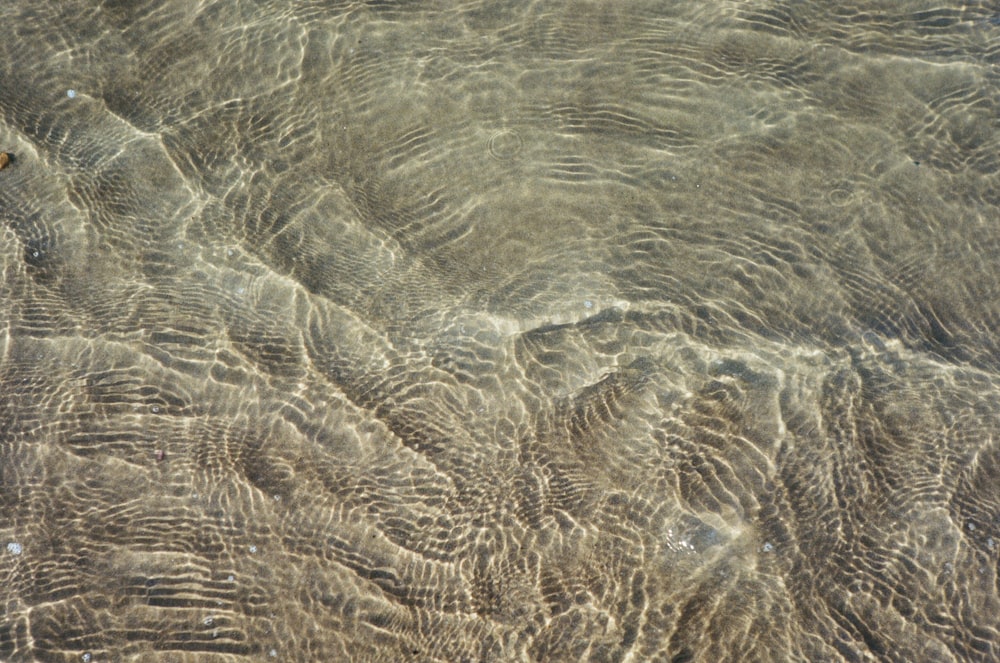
(1, 1), (999, 661)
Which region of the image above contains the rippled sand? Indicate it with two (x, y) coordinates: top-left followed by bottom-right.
(1, 2), (999, 661)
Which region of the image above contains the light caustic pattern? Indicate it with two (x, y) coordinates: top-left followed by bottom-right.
(1, 1), (999, 662)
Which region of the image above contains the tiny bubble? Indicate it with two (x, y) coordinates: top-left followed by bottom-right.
(583, 300), (593, 309)
(968, 522), (976, 531)
(7, 541), (23, 555)
(249, 545), (258, 553)
(67, 89), (77, 99)
(151, 405), (160, 413)
(227, 574), (235, 582)
(762, 542), (774, 552)
(204, 616), (214, 626)
(987, 537), (995, 550)
(82, 654), (91, 663)
(269, 649), (278, 657)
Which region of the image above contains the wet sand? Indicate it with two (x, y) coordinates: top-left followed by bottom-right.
(1, 1), (999, 661)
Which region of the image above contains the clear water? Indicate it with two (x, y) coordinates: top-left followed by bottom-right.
(1, 2), (999, 661)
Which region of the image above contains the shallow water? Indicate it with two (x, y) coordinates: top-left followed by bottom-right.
(1, 1), (999, 661)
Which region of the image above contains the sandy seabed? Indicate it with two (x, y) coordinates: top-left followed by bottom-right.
(1, 1), (1000, 661)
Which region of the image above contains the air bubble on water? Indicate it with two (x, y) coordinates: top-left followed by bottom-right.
(204, 616), (214, 626)
(227, 574), (235, 582)
(584, 300), (593, 309)
(81, 654), (91, 663)
(269, 649), (278, 658)
(67, 89), (77, 99)
(967, 522), (976, 531)
(249, 545), (258, 553)
(987, 537), (996, 550)
(7, 542), (22, 555)
(762, 542), (774, 553)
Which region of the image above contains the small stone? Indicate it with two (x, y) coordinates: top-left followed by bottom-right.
(0, 152), (9, 170)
